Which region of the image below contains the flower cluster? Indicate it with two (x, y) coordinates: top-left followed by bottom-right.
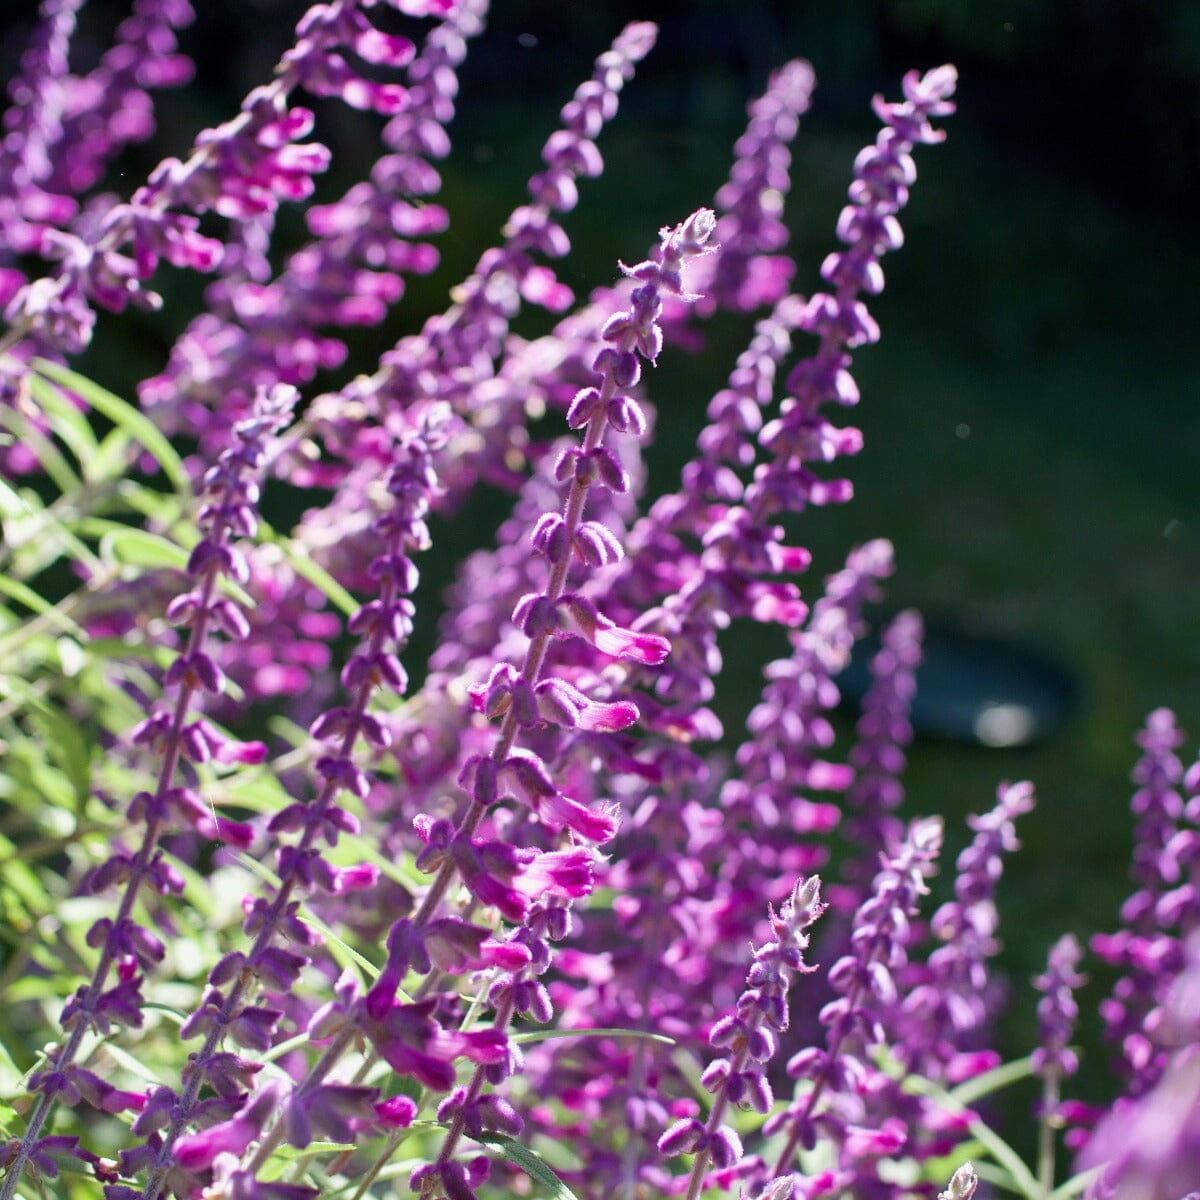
(1, 6), (1197, 1200)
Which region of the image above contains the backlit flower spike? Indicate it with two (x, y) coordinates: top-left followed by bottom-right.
(3, 0), (432, 358)
(660, 877), (825, 1200)
(767, 817), (943, 1188)
(4, 383), (297, 1200)
(610, 69), (956, 737)
(0, 0), (85, 320)
(296, 20), (661, 515)
(370, 212), (716, 1197)
(44, 1), (195, 199)
(718, 540), (894, 911)
(748, 64), (958, 524)
(1032, 932), (1086, 1179)
(0, 0), (190, 455)
(1093, 709), (1196, 1097)
(692, 58), (816, 315)
(138, 0), (485, 445)
(898, 780), (1037, 1083)
(840, 608), (924, 907)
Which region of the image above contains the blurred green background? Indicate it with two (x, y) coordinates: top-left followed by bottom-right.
(5, 0), (1199, 1145)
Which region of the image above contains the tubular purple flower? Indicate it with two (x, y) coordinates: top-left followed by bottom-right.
(748, 64), (957, 524)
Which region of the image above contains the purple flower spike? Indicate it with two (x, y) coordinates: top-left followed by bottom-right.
(1081, 934), (1200, 1200)
(662, 878), (825, 1200)
(841, 609), (924, 904)
(1093, 709), (1198, 1097)
(768, 817), (943, 1185)
(0, 381), (297, 1198)
(696, 58), (815, 314)
(1034, 933), (1086, 1082)
(750, 64), (957, 524)
(139, 0), (486, 445)
(898, 780), (1037, 1082)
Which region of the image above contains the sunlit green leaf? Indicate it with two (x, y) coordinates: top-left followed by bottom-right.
(26, 371), (99, 470)
(32, 359), (189, 494)
(475, 1133), (581, 1200)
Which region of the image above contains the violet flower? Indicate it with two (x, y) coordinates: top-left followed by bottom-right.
(1033, 933), (1086, 1193)
(377, 211), (718, 1200)
(720, 540), (895, 892)
(1034, 933), (1086, 1085)
(0, 0), (84, 311)
(1, 0), (443, 365)
(747, 65), (957, 527)
(692, 58), (815, 315)
(1081, 934), (1200, 1200)
(295, 19), (661, 530)
(898, 780), (1037, 1083)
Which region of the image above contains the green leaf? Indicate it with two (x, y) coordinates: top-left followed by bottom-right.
(0, 574), (84, 637)
(1048, 1166), (1103, 1200)
(98, 526), (189, 572)
(0, 400), (79, 493)
(28, 700), (93, 807)
(259, 521), (359, 617)
(475, 1133), (581, 1200)
(946, 1054), (1035, 1105)
(510, 1027), (676, 1046)
(905, 1072), (1040, 1199)
(26, 371), (99, 470)
(32, 359), (189, 494)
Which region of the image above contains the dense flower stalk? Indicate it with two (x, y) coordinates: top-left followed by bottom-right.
(747, 64), (957, 528)
(1091, 710), (1198, 1094)
(0, 382), (297, 1200)
(137, 0), (486, 444)
(1081, 933), (1200, 1200)
(692, 58), (815, 314)
(403, 211), (718, 1200)
(659, 876), (825, 1200)
(766, 816), (944, 1192)
(0, 0), (447, 368)
(839, 609), (924, 905)
(296, 18), (660, 525)
(899, 780), (1037, 1081)
(7, 11), (1157, 1200)
(1034, 933), (1086, 1193)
